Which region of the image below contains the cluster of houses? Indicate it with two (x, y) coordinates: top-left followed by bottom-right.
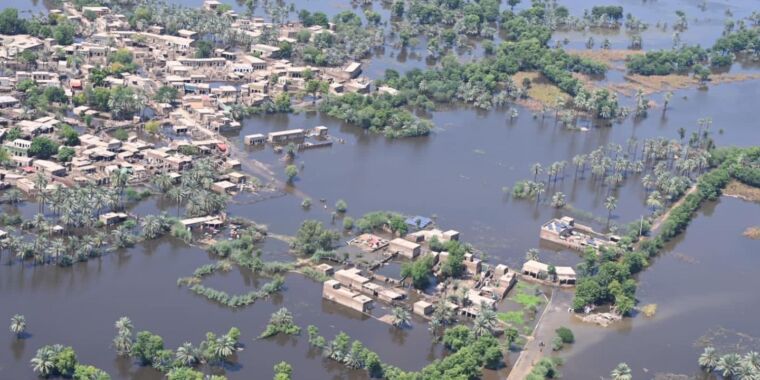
(322, 219), (521, 320)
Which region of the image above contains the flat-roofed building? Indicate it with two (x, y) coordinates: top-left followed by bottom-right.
(335, 268), (371, 290)
(33, 160), (66, 176)
(267, 129), (304, 143)
(389, 238), (421, 259)
(322, 280), (373, 313)
(244, 134), (266, 145)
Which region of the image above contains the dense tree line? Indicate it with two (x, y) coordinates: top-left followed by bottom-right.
(0, 9), (77, 45)
(30, 344), (110, 379)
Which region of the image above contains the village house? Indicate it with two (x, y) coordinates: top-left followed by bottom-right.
(521, 260), (577, 285)
(33, 160), (67, 177)
(334, 268), (371, 290)
(540, 216), (617, 251)
(0, 95), (19, 109)
(3, 139), (31, 157)
(99, 212), (129, 226)
(322, 280), (374, 313)
(267, 129), (304, 144)
(251, 44), (281, 58)
(413, 300), (433, 316)
(244, 134), (266, 145)
(389, 238), (421, 259)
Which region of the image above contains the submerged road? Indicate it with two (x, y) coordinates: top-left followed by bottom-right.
(508, 289), (574, 379)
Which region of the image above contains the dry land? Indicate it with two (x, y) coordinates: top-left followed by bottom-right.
(724, 180), (760, 203)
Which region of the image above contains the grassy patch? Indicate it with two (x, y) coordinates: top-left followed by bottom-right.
(498, 311), (525, 326)
(510, 283), (543, 309)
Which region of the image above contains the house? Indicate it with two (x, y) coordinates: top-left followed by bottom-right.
(413, 300), (433, 316)
(322, 280), (373, 313)
(212, 180), (237, 194)
(540, 216), (615, 251)
(244, 134), (266, 145)
(463, 253), (482, 276)
(0, 96), (19, 109)
(521, 260), (576, 285)
(99, 212), (128, 226)
(316, 263), (334, 276)
(251, 44), (281, 58)
(227, 172), (247, 184)
(33, 160), (66, 176)
(335, 268), (371, 289)
(343, 61), (362, 79)
(3, 139), (31, 157)
(389, 238), (421, 259)
(405, 216), (432, 229)
(82, 6), (110, 16)
(267, 129), (304, 143)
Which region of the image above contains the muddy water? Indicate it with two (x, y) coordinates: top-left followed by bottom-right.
(0, 234), (445, 379)
(558, 196), (760, 379)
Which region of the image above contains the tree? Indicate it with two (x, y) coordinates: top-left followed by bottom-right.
(605, 196), (618, 226)
(335, 199), (347, 213)
(167, 367), (204, 380)
(31, 346), (56, 377)
(195, 40), (213, 58)
(391, 306), (410, 328)
(131, 331), (164, 365)
(274, 361), (293, 380)
(154, 86), (178, 103)
(716, 353), (741, 378)
(9, 314), (26, 339)
(57, 124), (80, 146)
(285, 164), (298, 183)
(610, 363), (632, 380)
(698, 346), (718, 370)
(58, 147), (76, 162)
(401, 255), (434, 289)
(472, 307), (497, 337)
(555, 327), (574, 344)
(291, 220), (339, 256)
(508, 0), (521, 10)
(73, 364), (110, 380)
(525, 248), (539, 261)
(29, 137), (59, 159)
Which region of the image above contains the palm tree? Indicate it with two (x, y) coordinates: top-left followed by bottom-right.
(472, 305), (497, 337)
(10, 314), (26, 339)
(113, 317), (133, 355)
(736, 363), (758, 380)
(33, 173), (48, 213)
(141, 215), (164, 239)
(175, 342), (199, 367)
(30, 346), (55, 377)
(531, 163), (543, 182)
(743, 351), (760, 371)
(391, 306), (410, 328)
(212, 335), (235, 363)
(153, 172), (173, 192)
(167, 186), (188, 216)
(110, 168), (131, 209)
(698, 347), (719, 370)
(605, 196), (617, 226)
(3, 188), (23, 204)
(610, 363), (632, 380)
(716, 353), (742, 378)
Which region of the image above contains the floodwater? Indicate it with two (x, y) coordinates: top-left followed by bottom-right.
(3, 0), (760, 378)
(560, 196), (760, 379)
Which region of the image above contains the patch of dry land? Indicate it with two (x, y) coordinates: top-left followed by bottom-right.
(608, 72), (760, 96)
(724, 180), (760, 203)
(512, 71), (569, 111)
(744, 227), (760, 240)
(569, 49), (644, 70)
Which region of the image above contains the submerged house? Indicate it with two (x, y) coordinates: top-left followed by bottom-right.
(521, 260), (576, 285)
(322, 280), (373, 313)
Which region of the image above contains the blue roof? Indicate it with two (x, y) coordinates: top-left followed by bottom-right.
(405, 216), (432, 228)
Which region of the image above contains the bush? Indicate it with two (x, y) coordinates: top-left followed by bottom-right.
(555, 326), (574, 344)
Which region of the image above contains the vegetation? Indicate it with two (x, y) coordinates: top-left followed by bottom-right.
(354, 211), (408, 235)
(526, 357), (564, 380)
(259, 308), (301, 338)
(401, 254), (435, 289)
(30, 344), (108, 379)
(9, 314), (26, 339)
(291, 220), (340, 256)
(306, 325), (502, 379)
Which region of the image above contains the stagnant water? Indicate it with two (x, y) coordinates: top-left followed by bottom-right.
(559, 196), (760, 379)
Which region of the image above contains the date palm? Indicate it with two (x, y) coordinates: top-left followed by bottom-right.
(30, 346), (55, 377)
(610, 362), (632, 380)
(605, 196), (617, 226)
(10, 314), (26, 338)
(699, 346), (718, 370)
(716, 353), (742, 378)
(391, 306), (410, 328)
(472, 305), (497, 337)
(175, 342), (199, 367)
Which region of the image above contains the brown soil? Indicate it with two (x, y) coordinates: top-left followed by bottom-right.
(724, 180), (760, 203)
(568, 49), (644, 70)
(743, 227), (760, 240)
(512, 72), (570, 111)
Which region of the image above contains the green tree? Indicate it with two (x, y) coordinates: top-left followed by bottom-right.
(610, 362), (632, 380)
(291, 220), (339, 256)
(401, 255), (434, 289)
(131, 331), (164, 365)
(195, 40), (213, 58)
(9, 314), (26, 338)
(29, 137), (60, 159)
(273, 361), (292, 380)
(285, 164), (298, 183)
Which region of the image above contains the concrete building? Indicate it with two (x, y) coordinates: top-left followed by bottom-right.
(244, 134), (266, 145)
(322, 280), (373, 313)
(521, 260), (577, 285)
(0, 96), (19, 109)
(267, 129), (304, 143)
(335, 267), (371, 289)
(33, 160), (66, 176)
(413, 300), (433, 316)
(389, 238), (421, 259)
